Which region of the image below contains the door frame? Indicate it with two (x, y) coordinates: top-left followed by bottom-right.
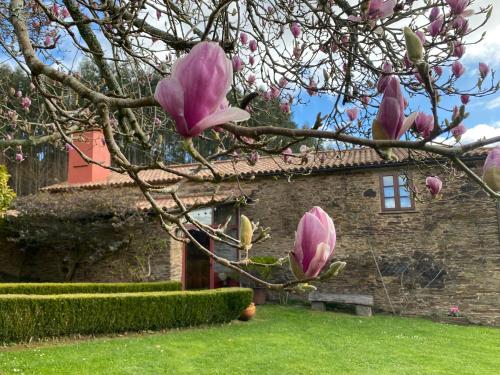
(181, 205), (240, 290)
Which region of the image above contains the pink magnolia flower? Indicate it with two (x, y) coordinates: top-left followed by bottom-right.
(269, 85), (280, 99)
(452, 61), (465, 78)
(367, 0), (396, 20)
(453, 16), (469, 34)
(154, 41), (250, 138)
(307, 79), (317, 96)
(247, 74), (256, 85)
(361, 96), (370, 106)
(428, 17), (444, 37)
(240, 32), (248, 45)
(52, 2), (60, 17)
(247, 151), (260, 166)
(372, 77), (417, 140)
(61, 7), (70, 18)
(154, 117), (161, 126)
(319, 152), (327, 164)
(346, 107), (359, 122)
(429, 7), (440, 22)
(280, 102), (291, 114)
(426, 176), (443, 197)
(451, 123), (466, 141)
(249, 55), (255, 66)
(282, 147), (293, 163)
(44, 35), (52, 47)
(446, 0), (469, 16)
(232, 55), (244, 72)
(156, 9), (161, 20)
(279, 77), (288, 88)
(15, 152), (24, 162)
(453, 41), (465, 58)
(433, 65), (443, 77)
(416, 30), (426, 44)
(482, 146), (500, 192)
(249, 40), (257, 52)
(460, 94), (470, 105)
(376, 61), (393, 93)
(479, 62), (490, 79)
(290, 22), (301, 38)
(289, 207), (336, 279)
(16, 90), (22, 98)
(21, 97), (32, 110)
(415, 112), (434, 138)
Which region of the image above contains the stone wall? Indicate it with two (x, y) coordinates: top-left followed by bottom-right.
(240, 163), (500, 326)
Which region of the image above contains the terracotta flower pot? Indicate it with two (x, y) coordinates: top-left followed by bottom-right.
(239, 303), (256, 321)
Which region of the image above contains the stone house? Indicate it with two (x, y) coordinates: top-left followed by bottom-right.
(1, 131), (499, 325)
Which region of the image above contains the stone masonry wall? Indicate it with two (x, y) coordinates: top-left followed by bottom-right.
(240, 163), (500, 325)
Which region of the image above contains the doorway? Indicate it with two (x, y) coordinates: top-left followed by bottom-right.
(183, 230), (212, 290)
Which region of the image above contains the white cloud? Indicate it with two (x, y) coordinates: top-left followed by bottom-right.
(485, 96), (500, 110)
(462, 0), (500, 67)
(434, 122), (500, 146)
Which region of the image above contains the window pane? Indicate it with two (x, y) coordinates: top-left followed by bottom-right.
(383, 176), (394, 187)
(398, 175), (408, 185)
(400, 197), (412, 208)
(399, 186), (410, 197)
(384, 187), (395, 198)
(189, 208), (213, 225)
(214, 205), (237, 226)
(384, 198), (396, 209)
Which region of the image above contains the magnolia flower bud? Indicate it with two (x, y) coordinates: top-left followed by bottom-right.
(289, 207), (336, 279)
(452, 61), (465, 78)
(346, 108), (359, 122)
(249, 40), (257, 52)
(232, 55), (244, 72)
(426, 176), (443, 198)
(479, 62), (490, 79)
(404, 27), (423, 64)
(240, 215), (254, 251)
(451, 123), (466, 141)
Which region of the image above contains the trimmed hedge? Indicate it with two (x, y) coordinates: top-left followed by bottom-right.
(0, 288), (253, 343)
(0, 281), (181, 295)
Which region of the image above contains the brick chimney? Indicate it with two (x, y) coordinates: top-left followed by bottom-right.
(67, 130), (111, 184)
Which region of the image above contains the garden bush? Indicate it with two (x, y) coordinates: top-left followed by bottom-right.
(0, 287), (253, 343)
(0, 281), (181, 295)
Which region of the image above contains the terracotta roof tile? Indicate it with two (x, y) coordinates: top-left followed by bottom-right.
(42, 147), (488, 192)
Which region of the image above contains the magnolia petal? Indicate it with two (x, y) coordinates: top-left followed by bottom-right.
(398, 112), (419, 139)
(154, 78), (190, 137)
(191, 107), (250, 137)
(305, 242), (330, 278)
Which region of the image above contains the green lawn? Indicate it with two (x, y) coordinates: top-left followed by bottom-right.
(0, 305), (498, 375)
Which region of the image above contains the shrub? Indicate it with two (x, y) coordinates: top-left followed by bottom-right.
(0, 287), (253, 343)
(0, 281), (181, 295)
(0, 165), (15, 217)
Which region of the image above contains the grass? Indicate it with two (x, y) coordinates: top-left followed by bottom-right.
(0, 305), (498, 375)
